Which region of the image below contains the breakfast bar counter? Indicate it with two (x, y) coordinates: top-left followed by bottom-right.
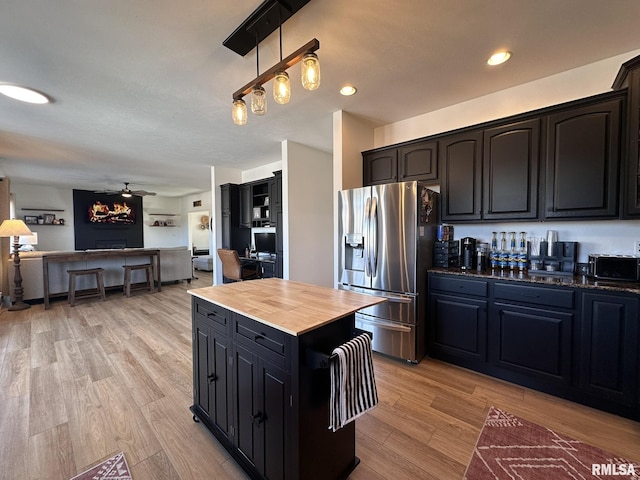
(188, 278), (385, 480)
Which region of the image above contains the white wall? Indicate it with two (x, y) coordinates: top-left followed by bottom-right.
(284, 140), (333, 287)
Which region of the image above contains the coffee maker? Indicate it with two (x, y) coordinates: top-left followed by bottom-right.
(461, 237), (476, 270)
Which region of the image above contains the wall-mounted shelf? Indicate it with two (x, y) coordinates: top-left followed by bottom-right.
(21, 208), (66, 212)
(146, 212), (181, 227)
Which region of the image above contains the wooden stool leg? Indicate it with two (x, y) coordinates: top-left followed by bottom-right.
(124, 268), (131, 297)
(146, 265), (153, 293)
(97, 270), (106, 301)
(68, 273), (76, 306)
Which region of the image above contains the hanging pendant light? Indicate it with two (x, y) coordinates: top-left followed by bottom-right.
(301, 52), (320, 90)
(251, 85), (267, 115)
(232, 98), (247, 125)
(273, 71), (290, 104)
(273, 22), (291, 104)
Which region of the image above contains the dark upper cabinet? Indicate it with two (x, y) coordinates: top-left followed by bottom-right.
(398, 141), (438, 182)
(439, 131), (483, 221)
(220, 183), (249, 253)
(545, 97), (623, 219)
(483, 119), (540, 220)
(239, 184), (252, 228)
(613, 55), (640, 217)
(363, 141), (439, 186)
(363, 148), (397, 185)
(580, 292), (638, 406)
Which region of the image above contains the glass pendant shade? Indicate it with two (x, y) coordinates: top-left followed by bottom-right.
(251, 85), (267, 115)
(301, 52), (320, 90)
(232, 98), (247, 125)
(273, 71), (291, 104)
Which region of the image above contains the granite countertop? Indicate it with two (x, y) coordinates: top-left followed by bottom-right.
(188, 278), (386, 336)
(429, 267), (640, 295)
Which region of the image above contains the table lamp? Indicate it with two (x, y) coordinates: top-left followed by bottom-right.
(0, 219), (33, 311)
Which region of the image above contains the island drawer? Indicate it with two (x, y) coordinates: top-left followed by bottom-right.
(429, 274), (488, 297)
(234, 315), (291, 370)
(493, 283), (575, 309)
(193, 297), (231, 333)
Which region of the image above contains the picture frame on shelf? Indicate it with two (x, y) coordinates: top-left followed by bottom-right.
(43, 214), (56, 224)
(24, 215), (38, 225)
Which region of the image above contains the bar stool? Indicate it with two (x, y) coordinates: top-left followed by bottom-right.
(123, 263), (155, 297)
(67, 268), (106, 307)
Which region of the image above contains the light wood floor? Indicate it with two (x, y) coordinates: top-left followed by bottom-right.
(1, 273), (639, 480)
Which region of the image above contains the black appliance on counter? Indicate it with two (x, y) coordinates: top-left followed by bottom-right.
(461, 237), (476, 270)
(588, 254), (640, 281)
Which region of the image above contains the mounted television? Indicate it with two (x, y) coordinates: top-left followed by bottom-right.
(254, 232), (276, 255)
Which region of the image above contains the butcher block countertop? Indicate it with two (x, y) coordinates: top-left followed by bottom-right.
(188, 278), (385, 336)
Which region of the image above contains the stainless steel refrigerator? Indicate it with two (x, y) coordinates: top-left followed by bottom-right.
(338, 181), (438, 363)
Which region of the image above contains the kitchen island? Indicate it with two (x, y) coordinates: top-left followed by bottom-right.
(188, 278), (385, 480)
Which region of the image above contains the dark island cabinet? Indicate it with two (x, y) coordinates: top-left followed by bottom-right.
(220, 183), (250, 255)
(483, 119), (540, 220)
(544, 96), (623, 219)
(580, 292), (638, 406)
(427, 272), (640, 421)
(439, 131), (483, 221)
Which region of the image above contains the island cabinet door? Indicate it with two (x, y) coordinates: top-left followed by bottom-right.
(233, 343), (260, 471)
(193, 318), (233, 440)
(580, 293), (639, 406)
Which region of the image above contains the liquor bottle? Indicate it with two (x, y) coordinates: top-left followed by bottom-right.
(518, 232), (527, 272)
(489, 232), (498, 270)
(498, 232), (507, 270)
(508, 232), (517, 271)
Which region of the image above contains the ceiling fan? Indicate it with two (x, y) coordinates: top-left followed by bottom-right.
(95, 182), (157, 197)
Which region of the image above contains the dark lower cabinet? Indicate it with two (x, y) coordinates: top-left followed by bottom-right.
(490, 302), (573, 387)
(427, 272), (640, 421)
(580, 292), (639, 406)
(428, 293), (487, 364)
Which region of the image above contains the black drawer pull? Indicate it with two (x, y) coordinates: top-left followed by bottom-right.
(523, 294), (540, 298)
(254, 334), (265, 342)
(251, 412), (265, 425)
(207, 373), (218, 383)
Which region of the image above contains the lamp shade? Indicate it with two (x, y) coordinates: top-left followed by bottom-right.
(0, 219), (33, 238)
(232, 98), (248, 125)
(273, 71), (291, 104)
(251, 85), (267, 115)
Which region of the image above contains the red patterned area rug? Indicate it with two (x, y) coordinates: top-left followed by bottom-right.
(464, 406), (640, 479)
(70, 452), (132, 480)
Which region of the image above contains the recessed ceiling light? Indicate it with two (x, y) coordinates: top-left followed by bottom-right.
(487, 51), (512, 66)
(340, 85), (357, 96)
(0, 84), (51, 104)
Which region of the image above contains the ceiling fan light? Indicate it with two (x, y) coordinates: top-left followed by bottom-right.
(301, 52), (320, 90)
(251, 85), (267, 115)
(232, 98), (247, 125)
(273, 71), (291, 104)
(121, 192), (132, 198)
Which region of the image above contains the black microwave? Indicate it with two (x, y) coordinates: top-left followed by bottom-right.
(588, 255), (640, 282)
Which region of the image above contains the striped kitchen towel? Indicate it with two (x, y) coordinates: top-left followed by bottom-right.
(329, 333), (378, 432)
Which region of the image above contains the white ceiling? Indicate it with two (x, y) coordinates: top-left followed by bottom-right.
(1, 0), (640, 197)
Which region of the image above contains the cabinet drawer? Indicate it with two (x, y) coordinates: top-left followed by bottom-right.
(234, 315), (291, 369)
(429, 275), (488, 297)
(194, 298), (231, 333)
(493, 283), (574, 309)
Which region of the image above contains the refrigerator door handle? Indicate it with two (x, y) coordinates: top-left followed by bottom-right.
(364, 197), (371, 277)
(357, 316), (412, 333)
(370, 196), (378, 277)
(385, 296), (412, 304)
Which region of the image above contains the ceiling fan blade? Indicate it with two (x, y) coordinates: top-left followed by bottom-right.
(130, 190), (156, 196)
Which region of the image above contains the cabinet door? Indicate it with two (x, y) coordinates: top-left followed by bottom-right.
(428, 293), (487, 363)
(194, 318), (233, 439)
(240, 184), (252, 228)
(233, 343), (260, 469)
(439, 130), (483, 221)
(258, 360), (290, 480)
(580, 293), (638, 405)
(398, 141), (438, 182)
(363, 149), (397, 185)
(490, 302), (573, 386)
(545, 98), (622, 218)
(483, 119), (540, 220)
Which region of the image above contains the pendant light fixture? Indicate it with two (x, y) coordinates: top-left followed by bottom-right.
(226, 0), (320, 125)
(301, 52), (320, 90)
(273, 22), (291, 104)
